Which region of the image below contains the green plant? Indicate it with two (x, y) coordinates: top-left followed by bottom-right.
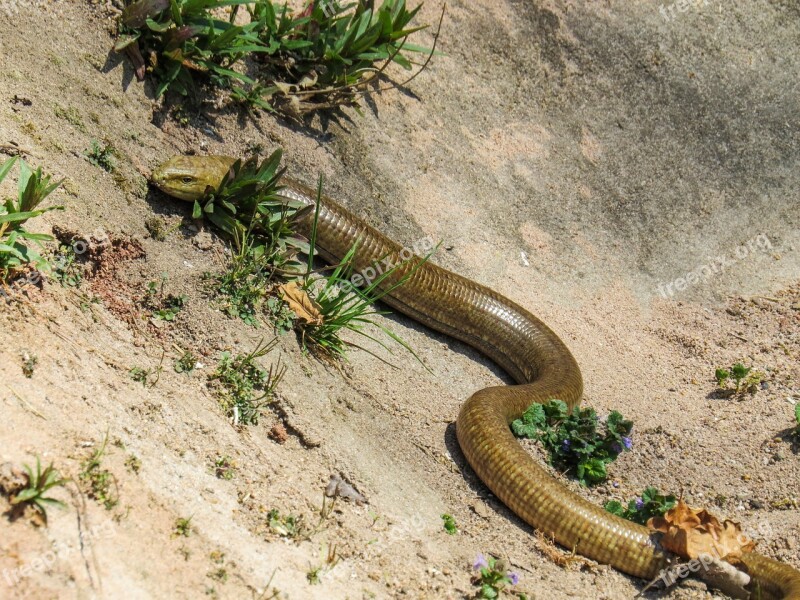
(793, 404), (800, 443)
(511, 399), (633, 486)
(213, 455), (236, 480)
(21, 352), (37, 377)
(10, 457), (68, 525)
(142, 276), (187, 321)
(604, 487), (676, 525)
(130, 365), (160, 386)
(209, 338), (285, 425)
(441, 513), (457, 535)
(293, 178), (431, 363)
(85, 140), (116, 172)
(715, 363), (763, 396)
(80, 436), (119, 510)
(125, 454), (142, 474)
(154, 293), (187, 321)
(175, 516), (193, 537)
(51, 243), (84, 287)
(116, 0), (434, 116)
(211, 229), (287, 327)
(175, 350), (198, 373)
(267, 295), (294, 333)
(267, 508), (304, 538)
(471, 554), (525, 600)
(0, 157), (63, 281)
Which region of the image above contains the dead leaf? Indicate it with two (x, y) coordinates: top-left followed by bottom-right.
(279, 282), (323, 326)
(648, 499), (756, 561)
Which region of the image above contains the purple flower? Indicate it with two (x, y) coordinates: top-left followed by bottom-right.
(473, 554), (488, 570)
(507, 572), (520, 586)
(635, 497), (645, 510)
(622, 436), (633, 450)
(562, 439), (571, 451)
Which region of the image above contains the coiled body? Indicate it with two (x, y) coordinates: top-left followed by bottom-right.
(152, 155), (800, 599)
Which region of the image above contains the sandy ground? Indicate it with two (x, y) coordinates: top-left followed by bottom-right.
(0, 1), (798, 599)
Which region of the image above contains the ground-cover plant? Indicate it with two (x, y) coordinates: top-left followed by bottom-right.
(471, 554), (526, 600)
(280, 179), (431, 363)
(142, 277), (188, 322)
(79, 436), (119, 510)
(9, 457), (68, 525)
(209, 338), (285, 425)
(793, 404), (800, 445)
(116, 0), (435, 117)
(441, 513), (457, 535)
(51, 243), (84, 287)
(714, 363), (763, 397)
(267, 508), (304, 538)
(604, 487), (677, 525)
(84, 140), (116, 173)
(174, 350), (199, 373)
(511, 399), (633, 486)
(197, 152), (308, 326)
(0, 157), (63, 281)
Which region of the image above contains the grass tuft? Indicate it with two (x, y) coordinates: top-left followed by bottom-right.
(10, 457), (68, 525)
(116, 0), (436, 117)
(0, 157), (63, 281)
(209, 338), (286, 426)
(79, 435), (119, 510)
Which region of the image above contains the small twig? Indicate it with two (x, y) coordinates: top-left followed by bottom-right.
(6, 386), (46, 420)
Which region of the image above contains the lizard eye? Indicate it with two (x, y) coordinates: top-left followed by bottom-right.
(182, 176), (194, 184)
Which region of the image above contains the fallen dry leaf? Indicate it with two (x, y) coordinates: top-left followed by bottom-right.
(279, 282), (323, 326)
(648, 499), (756, 561)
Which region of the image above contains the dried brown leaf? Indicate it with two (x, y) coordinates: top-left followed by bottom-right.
(648, 499), (756, 561)
(279, 282), (323, 326)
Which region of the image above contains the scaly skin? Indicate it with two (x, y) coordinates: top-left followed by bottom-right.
(152, 155), (800, 599)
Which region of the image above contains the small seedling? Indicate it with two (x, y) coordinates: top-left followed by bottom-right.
(213, 456), (236, 480)
(793, 404), (800, 444)
(441, 513), (457, 535)
(174, 516), (193, 537)
(130, 366), (157, 386)
(21, 352), (36, 377)
(79, 435), (119, 510)
(306, 565), (322, 585)
(209, 338), (286, 426)
(85, 140), (116, 172)
(714, 363), (763, 396)
(604, 487), (677, 525)
(154, 294), (186, 321)
(10, 456), (67, 525)
(511, 399), (633, 486)
(267, 295), (295, 334)
(141, 276), (186, 321)
(51, 243), (84, 287)
(267, 508), (305, 539)
(174, 351), (198, 374)
(125, 454), (142, 474)
(471, 554), (525, 599)
(306, 544), (339, 586)
(0, 157), (64, 281)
